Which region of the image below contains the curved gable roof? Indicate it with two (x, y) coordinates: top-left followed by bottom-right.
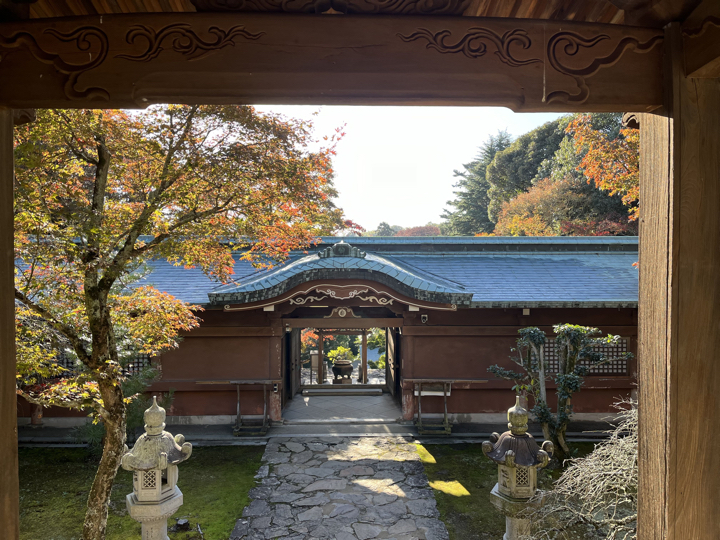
(137, 236), (639, 308)
(209, 241), (473, 306)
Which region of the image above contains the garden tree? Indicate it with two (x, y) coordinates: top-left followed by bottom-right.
(486, 119), (569, 222)
(488, 324), (632, 462)
(566, 114), (639, 220)
(14, 106), (348, 540)
(375, 222), (396, 236)
(360, 327), (386, 354)
(525, 399), (638, 540)
(492, 113), (635, 237)
(443, 130), (511, 235)
(493, 176), (636, 237)
(300, 328), (335, 354)
(394, 224), (441, 236)
(326, 345), (355, 363)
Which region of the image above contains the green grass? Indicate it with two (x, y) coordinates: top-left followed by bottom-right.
(418, 442), (596, 540)
(19, 445), (264, 540)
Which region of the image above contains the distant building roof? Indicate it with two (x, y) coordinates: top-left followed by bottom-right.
(137, 236), (639, 309)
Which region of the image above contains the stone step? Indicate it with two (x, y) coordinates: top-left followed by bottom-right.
(283, 418), (399, 425)
(301, 388), (383, 396)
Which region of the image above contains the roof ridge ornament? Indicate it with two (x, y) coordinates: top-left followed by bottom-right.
(318, 240), (366, 259)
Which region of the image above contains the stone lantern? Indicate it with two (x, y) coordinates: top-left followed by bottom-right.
(121, 397), (192, 540)
(482, 396), (553, 540)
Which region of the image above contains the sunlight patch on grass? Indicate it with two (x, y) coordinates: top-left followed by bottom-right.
(415, 444), (437, 464)
(19, 445), (264, 540)
(429, 480), (471, 497)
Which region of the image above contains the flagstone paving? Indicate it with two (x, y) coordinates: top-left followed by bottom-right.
(229, 437), (449, 540)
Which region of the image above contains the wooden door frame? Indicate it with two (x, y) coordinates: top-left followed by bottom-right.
(3, 3), (720, 538)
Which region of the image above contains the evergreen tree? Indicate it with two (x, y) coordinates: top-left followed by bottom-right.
(375, 222), (395, 236)
(486, 118), (570, 222)
(443, 130), (511, 235)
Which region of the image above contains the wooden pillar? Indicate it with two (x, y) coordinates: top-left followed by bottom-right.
(268, 319), (282, 421)
(0, 108), (19, 540)
(638, 23), (720, 540)
(317, 332), (324, 384)
(361, 330), (367, 384)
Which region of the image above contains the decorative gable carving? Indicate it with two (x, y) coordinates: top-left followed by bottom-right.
(317, 241), (366, 259)
(324, 306), (361, 319)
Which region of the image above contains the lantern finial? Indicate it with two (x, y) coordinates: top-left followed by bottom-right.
(508, 395), (529, 435)
(144, 395), (166, 436)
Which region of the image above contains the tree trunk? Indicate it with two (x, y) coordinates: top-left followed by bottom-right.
(541, 422), (551, 441)
(82, 378), (126, 540)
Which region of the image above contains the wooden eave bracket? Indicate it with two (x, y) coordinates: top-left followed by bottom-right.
(622, 112), (640, 128)
(12, 109), (35, 126)
(682, 0), (720, 78)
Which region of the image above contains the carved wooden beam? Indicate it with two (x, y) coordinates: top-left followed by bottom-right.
(0, 13), (663, 110)
(682, 0), (720, 77)
(190, 0), (471, 16)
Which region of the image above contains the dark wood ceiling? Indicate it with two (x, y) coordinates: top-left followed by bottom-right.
(26, 0), (623, 20)
(0, 0), (701, 28)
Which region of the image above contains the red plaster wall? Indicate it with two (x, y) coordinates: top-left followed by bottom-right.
(400, 307), (638, 416)
(17, 305), (638, 421)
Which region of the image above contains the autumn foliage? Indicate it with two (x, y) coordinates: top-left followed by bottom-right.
(567, 114), (640, 220)
(394, 225), (442, 236)
(494, 177), (637, 237)
(14, 106), (349, 539)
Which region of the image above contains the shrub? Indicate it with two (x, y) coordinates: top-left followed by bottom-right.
(523, 399), (637, 540)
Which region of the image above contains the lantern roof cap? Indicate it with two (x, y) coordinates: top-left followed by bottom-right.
(482, 397), (553, 468)
(121, 397), (192, 472)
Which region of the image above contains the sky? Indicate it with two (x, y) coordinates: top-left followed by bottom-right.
(255, 106), (563, 232)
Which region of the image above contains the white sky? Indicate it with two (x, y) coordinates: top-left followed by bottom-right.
(256, 106), (563, 232)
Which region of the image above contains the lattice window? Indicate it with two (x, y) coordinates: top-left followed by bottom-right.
(544, 338), (628, 376)
(141, 471), (157, 490)
(516, 467), (529, 486)
(126, 353), (151, 375)
(56, 350), (79, 373)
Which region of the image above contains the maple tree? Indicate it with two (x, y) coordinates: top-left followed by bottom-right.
(300, 328), (336, 353)
(494, 176), (636, 237)
(14, 106), (347, 540)
(566, 114), (640, 220)
(394, 225), (441, 236)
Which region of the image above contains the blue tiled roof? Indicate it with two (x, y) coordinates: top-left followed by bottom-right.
(136, 237), (639, 308)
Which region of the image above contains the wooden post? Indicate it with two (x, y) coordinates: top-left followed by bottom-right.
(0, 108), (19, 540)
(638, 23), (720, 540)
(361, 330), (367, 384)
(317, 331), (324, 384)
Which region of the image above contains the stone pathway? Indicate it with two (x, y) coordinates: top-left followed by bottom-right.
(229, 437), (449, 540)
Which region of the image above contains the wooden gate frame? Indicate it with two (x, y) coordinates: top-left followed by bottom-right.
(2, 2), (720, 538)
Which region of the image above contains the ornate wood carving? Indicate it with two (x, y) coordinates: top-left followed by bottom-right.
(400, 25), (663, 105)
(116, 24), (264, 62)
(622, 112), (640, 129)
(0, 14), (663, 111)
(682, 2), (720, 78)
(288, 285), (394, 306)
(190, 0), (469, 16)
(355, 295), (393, 306)
(288, 295), (327, 305)
(324, 306), (361, 318)
(397, 27), (540, 67)
(545, 31), (663, 104)
(0, 26), (109, 100)
(314, 285), (370, 300)
(682, 15), (720, 38)
(12, 109), (35, 126)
